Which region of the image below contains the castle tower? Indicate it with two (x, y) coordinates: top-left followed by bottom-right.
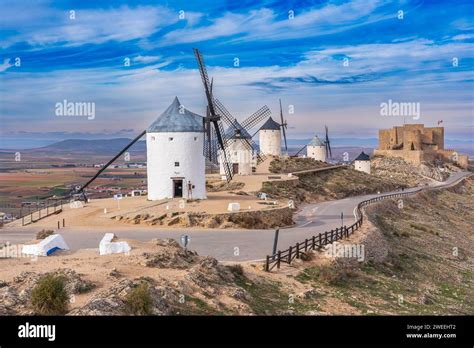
(307, 135), (326, 162)
(219, 120), (253, 176)
(259, 116), (281, 156)
(354, 152), (371, 174)
(146, 97), (206, 200)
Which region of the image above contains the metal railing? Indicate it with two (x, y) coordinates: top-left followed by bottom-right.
(21, 200), (64, 226)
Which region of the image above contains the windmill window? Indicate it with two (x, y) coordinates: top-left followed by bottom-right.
(174, 162), (180, 167)
(194, 137), (197, 141)
(151, 136), (156, 141)
(169, 137), (174, 141)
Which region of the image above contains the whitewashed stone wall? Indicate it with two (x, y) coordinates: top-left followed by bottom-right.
(259, 129), (281, 156)
(307, 145), (326, 162)
(354, 160), (371, 174)
(147, 131), (206, 200)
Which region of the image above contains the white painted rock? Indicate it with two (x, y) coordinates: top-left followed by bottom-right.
(69, 201), (83, 209)
(22, 234), (70, 256)
(227, 203), (240, 212)
(99, 233), (131, 255)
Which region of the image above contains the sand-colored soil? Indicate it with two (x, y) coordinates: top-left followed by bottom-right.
(8, 172), (296, 229)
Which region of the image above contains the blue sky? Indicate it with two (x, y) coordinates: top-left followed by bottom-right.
(0, 0), (473, 149)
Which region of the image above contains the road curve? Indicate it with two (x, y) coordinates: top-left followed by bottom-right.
(1, 171), (471, 262)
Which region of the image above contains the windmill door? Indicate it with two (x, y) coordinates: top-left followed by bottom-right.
(232, 163), (239, 174)
(173, 179), (183, 198)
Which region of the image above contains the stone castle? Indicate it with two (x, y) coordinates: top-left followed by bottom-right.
(373, 124), (468, 168)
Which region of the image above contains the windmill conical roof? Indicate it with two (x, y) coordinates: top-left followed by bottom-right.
(225, 120), (252, 139)
(308, 135), (324, 147)
(260, 116), (281, 130)
(355, 152), (370, 161)
(147, 97), (204, 133)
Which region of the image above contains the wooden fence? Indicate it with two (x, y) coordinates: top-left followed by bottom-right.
(21, 200), (64, 226)
(264, 188), (422, 272)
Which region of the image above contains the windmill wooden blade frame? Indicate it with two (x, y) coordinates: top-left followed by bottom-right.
(240, 105), (271, 130)
(193, 48), (233, 181)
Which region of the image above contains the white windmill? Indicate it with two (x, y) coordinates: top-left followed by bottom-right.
(146, 97), (206, 200)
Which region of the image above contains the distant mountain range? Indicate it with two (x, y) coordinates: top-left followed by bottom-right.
(0, 137), (471, 157)
(29, 138), (146, 155)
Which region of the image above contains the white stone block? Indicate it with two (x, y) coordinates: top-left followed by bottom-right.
(99, 233), (131, 255)
(22, 234), (70, 256)
(227, 203), (240, 212)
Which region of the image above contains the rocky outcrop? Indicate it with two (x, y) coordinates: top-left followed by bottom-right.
(139, 239), (199, 269)
(68, 278), (177, 316)
(371, 156), (458, 186)
(117, 207), (294, 229)
(0, 269), (94, 315)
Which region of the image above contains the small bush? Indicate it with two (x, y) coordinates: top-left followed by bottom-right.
(125, 282), (152, 315)
(30, 274), (69, 315)
(300, 251), (314, 261)
(227, 264), (244, 276)
(36, 229), (54, 240)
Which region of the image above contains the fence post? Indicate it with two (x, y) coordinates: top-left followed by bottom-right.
(277, 251), (281, 269)
(47, 204), (49, 216)
(272, 228), (280, 256)
(288, 246), (293, 263)
(63, 218), (65, 227)
(58, 221), (60, 229)
(324, 231), (328, 245)
(304, 239), (308, 252)
(296, 243), (300, 259)
(265, 255), (269, 272)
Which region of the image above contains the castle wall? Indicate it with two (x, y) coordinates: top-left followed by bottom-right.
(375, 124), (467, 168)
(430, 127), (444, 149)
(403, 129), (422, 150)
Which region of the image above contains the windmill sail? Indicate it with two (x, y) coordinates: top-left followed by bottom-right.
(325, 125), (332, 158)
(213, 98), (267, 164)
(193, 48), (233, 182)
(76, 130), (146, 198)
(279, 99), (288, 152)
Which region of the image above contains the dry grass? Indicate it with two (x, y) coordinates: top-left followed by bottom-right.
(30, 274), (69, 315)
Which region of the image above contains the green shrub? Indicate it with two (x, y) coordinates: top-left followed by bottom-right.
(36, 229), (54, 240)
(125, 282), (152, 315)
(30, 274), (69, 315)
(227, 264), (244, 276)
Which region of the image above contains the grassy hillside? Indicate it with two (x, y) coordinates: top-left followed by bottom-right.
(262, 165), (407, 204)
(285, 177), (474, 315)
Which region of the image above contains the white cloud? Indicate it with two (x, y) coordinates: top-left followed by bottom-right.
(1, 37), (472, 139)
(132, 55), (163, 63)
(161, 0), (390, 45)
(451, 34), (474, 41)
(0, 58), (13, 72)
(1, 5), (177, 48)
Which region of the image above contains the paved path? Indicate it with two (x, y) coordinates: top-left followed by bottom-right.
(1, 171), (470, 262)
